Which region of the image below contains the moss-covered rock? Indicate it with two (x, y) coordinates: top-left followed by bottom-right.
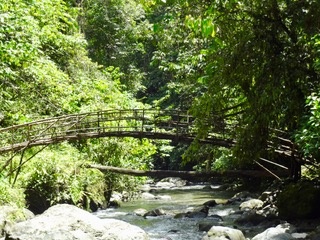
(277, 181), (320, 219)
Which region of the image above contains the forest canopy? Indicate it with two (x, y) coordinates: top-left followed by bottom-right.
(0, 0), (320, 210)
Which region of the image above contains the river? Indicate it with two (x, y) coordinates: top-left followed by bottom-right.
(93, 183), (241, 240)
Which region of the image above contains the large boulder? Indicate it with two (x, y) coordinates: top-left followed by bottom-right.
(239, 199), (263, 211)
(202, 226), (246, 240)
(0, 205), (34, 237)
(155, 177), (187, 188)
(251, 223), (295, 240)
(5, 204), (149, 240)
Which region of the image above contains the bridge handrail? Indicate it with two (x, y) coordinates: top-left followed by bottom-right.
(0, 109), (204, 153)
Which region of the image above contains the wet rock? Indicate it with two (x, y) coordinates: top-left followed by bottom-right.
(144, 208), (166, 217)
(155, 177), (187, 188)
(5, 204), (149, 240)
(291, 232), (307, 239)
(239, 199), (263, 211)
(198, 218), (223, 232)
(141, 192), (172, 201)
(141, 192), (156, 200)
(209, 214), (224, 221)
(259, 191), (273, 202)
(251, 223), (296, 240)
(155, 181), (175, 188)
(109, 192), (122, 208)
(0, 206), (34, 237)
(174, 205), (209, 219)
(227, 191), (256, 204)
(202, 226), (246, 240)
(134, 208), (148, 216)
(174, 213), (187, 219)
(234, 210), (267, 226)
(140, 184), (151, 192)
(203, 200), (217, 207)
(186, 211), (207, 219)
(186, 205), (209, 219)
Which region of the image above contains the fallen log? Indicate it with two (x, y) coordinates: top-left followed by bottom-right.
(86, 164), (289, 179)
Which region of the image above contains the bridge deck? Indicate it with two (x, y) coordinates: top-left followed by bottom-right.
(0, 109), (233, 153)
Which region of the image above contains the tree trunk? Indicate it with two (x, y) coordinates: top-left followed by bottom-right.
(86, 164), (289, 179)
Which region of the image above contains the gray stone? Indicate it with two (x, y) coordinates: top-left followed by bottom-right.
(198, 219), (223, 232)
(155, 195), (172, 201)
(144, 208), (166, 217)
(141, 192), (156, 200)
(155, 181), (175, 188)
(239, 199), (263, 211)
(134, 208), (148, 216)
(5, 204), (149, 240)
(202, 226), (246, 240)
(203, 200), (217, 207)
(234, 210), (267, 226)
(156, 177), (187, 188)
(186, 205), (209, 219)
(251, 224), (295, 240)
(0, 205), (34, 237)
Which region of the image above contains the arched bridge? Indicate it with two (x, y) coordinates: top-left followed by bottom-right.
(0, 109), (234, 154)
(0, 108), (307, 179)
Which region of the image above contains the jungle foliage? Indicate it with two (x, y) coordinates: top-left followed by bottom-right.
(1, 0), (320, 210)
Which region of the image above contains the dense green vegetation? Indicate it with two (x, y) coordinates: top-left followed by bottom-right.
(1, 0), (320, 212)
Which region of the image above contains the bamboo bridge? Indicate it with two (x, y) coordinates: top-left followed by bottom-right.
(0, 109), (303, 179)
(0, 109), (233, 154)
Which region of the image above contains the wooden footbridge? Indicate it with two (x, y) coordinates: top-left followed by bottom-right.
(0, 109), (234, 154)
(0, 109), (304, 179)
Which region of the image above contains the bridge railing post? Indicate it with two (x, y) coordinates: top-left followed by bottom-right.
(97, 111), (101, 133)
(176, 111), (180, 140)
(141, 109), (145, 133)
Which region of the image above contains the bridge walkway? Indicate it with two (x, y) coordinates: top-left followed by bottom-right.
(0, 109), (234, 154)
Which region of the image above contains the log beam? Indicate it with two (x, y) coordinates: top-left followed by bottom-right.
(86, 164), (289, 179)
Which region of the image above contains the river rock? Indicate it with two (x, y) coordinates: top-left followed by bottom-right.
(5, 204), (149, 240)
(141, 192), (156, 200)
(144, 208), (166, 217)
(228, 191), (255, 204)
(251, 223), (295, 240)
(155, 177), (187, 188)
(140, 184), (152, 192)
(198, 218), (223, 232)
(174, 213), (187, 219)
(134, 208), (148, 216)
(0, 205), (34, 237)
(203, 200), (217, 207)
(202, 226), (246, 240)
(239, 199), (263, 211)
(186, 205), (209, 218)
(234, 210), (267, 226)
(109, 192), (122, 208)
(155, 181), (176, 188)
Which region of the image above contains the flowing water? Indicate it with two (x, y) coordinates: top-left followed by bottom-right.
(93, 184), (240, 240)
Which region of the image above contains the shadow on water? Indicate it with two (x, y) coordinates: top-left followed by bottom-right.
(93, 184), (239, 240)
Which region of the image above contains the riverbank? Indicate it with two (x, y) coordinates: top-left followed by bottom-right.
(94, 178), (320, 240)
(1, 178), (320, 239)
